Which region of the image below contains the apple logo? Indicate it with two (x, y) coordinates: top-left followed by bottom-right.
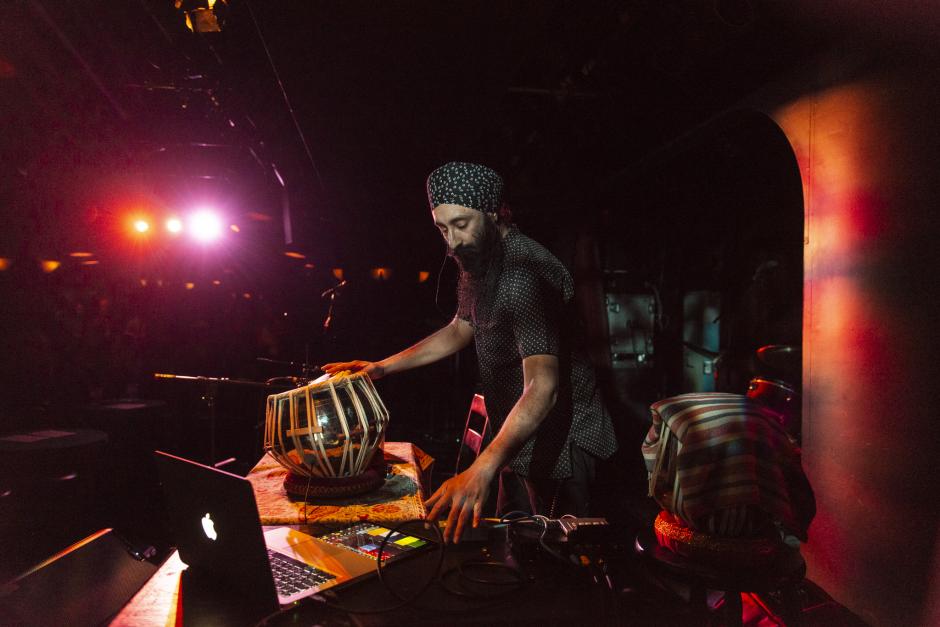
(202, 513), (218, 541)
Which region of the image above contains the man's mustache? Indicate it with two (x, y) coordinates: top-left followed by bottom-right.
(449, 243), (482, 258)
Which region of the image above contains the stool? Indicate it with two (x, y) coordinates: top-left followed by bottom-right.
(635, 521), (806, 626)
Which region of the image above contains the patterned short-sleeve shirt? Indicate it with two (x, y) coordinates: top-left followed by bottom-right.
(457, 227), (618, 479)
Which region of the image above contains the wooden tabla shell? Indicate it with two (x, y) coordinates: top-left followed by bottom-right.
(263, 371), (389, 496)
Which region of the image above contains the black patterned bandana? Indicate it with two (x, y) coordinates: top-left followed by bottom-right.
(426, 161), (503, 214)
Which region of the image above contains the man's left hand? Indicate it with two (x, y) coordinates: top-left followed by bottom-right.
(425, 466), (493, 543)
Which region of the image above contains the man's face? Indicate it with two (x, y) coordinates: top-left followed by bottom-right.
(432, 203), (499, 278)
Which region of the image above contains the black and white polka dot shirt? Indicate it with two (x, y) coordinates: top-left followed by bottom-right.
(457, 227), (618, 479)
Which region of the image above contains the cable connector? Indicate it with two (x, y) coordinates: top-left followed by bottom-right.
(510, 516), (610, 544)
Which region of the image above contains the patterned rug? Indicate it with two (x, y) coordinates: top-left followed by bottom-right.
(247, 442), (434, 524)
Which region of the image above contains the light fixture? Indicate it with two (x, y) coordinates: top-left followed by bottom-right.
(189, 210), (222, 242)
(166, 217), (183, 234)
(175, 0), (227, 34)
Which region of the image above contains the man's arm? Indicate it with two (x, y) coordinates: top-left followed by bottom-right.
(426, 353), (559, 542)
(322, 316), (474, 379)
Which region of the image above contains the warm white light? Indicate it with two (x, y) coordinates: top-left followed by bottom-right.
(189, 210), (222, 242)
(133, 219), (150, 233)
(166, 217), (183, 233)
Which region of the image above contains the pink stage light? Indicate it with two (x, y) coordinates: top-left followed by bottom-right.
(189, 210), (223, 242)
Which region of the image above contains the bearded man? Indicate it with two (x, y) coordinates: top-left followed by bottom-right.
(323, 162), (617, 542)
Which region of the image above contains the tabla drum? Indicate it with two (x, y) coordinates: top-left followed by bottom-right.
(263, 371), (390, 498)
(746, 377), (801, 437)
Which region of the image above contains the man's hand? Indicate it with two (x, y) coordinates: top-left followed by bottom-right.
(425, 464), (494, 543)
(320, 360), (386, 380)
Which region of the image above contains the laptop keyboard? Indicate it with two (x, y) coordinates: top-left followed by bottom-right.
(267, 549), (335, 596)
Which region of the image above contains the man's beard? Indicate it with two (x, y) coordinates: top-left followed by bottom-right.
(449, 217), (502, 279)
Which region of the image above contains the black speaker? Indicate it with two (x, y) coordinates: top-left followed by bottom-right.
(0, 528), (157, 626)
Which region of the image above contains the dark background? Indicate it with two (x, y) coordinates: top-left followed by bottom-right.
(0, 0), (812, 447)
(3, 3), (940, 624)
(0, 0), (911, 596)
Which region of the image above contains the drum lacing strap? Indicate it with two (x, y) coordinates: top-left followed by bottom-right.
(648, 419), (671, 499)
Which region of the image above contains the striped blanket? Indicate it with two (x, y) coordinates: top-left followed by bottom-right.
(642, 393), (815, 540)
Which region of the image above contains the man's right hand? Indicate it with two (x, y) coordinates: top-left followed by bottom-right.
(320, 360), (387, 380)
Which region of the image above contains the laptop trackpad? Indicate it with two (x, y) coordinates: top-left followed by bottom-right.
(264, 527), (376, 579)
(264, 527), (323, 551)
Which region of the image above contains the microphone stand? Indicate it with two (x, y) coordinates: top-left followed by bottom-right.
(256, 358), (318, 385)
(255, 278), (346, 390)
(321, 279), (346, 336)
(321, 279), (347, 352)
(153, 373), (270, 466)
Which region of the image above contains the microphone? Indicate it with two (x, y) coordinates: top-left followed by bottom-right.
(320, 280), (347, 299)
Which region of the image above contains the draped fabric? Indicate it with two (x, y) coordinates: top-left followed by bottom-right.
(642, 393), (815, 540)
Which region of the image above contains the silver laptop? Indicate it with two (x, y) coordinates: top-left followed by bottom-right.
(154, 451), (432, 610)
